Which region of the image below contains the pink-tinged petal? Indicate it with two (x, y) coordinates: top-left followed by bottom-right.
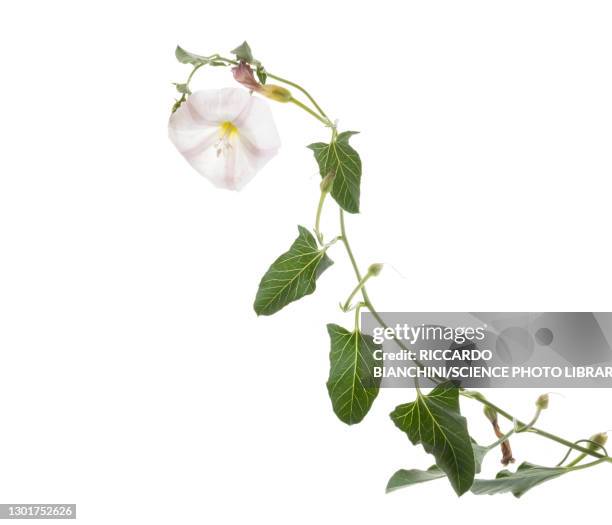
(179, 88), (251, 126)
(182, 135), (256, 191)
(234, 96), (281, 152)
(237, 134), (279, 179)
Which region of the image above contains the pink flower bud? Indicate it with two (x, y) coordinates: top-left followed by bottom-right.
(232, 62), (292, 103)
(232, 62), (261, 92)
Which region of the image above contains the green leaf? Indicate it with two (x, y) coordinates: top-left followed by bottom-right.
(386, 466), (446, 493)
(307, 131), (362, 213)
(253, 226), (333, 316)
(390, 382), (476, 496)
(231, 41), (255, 64)
(326, 324), (381, 425)
(386, 440), (489, 493)
(471, 462), (569, 498)
(175, 45), (209, 66)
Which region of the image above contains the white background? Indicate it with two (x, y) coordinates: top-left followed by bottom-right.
(1, 1), (612, 523)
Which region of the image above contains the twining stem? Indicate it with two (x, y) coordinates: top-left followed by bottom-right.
(556, 439), (608, 466)
(339, 209), (365, 284)
(566, 452), (588, 468)
(290, 98), (332, 126)
(486, 405), (542, 450)
(465, 392), (612, 462)
(314, 190), (327, 244)
(568, 457), (608, 471)
(515, 406), (542, 433)
(487, 428), (516, 451)
(341, 272), (373, 312)
(354, 302), (365, 332)
(187, 63), (205, 85)
(338, 210), (421, 392)
(267, 72), (330, 120)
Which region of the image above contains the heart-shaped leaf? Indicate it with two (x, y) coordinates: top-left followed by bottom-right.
(390, 382), (475, 496)
(254, 226), (332, 316)
(308, 131), (362, 214)
(326, 324), (381, 425)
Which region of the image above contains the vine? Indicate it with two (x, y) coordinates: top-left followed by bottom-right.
(169, 41), (610, 497)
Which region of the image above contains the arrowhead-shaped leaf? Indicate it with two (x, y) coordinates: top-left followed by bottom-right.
(175, 45), (209, 66)
(390, 382), (476, 496)
(254, 226), (333, 316)
(386, 440), (489, 493)
(308, 131), (362, 214)
(471, 462), (569, 498)
(326, 324), (381, 425)
(231, 41), (258, 65)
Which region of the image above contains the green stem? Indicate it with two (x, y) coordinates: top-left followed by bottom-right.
(487, 427), (517, 451)
(486, 405), (542, 451)
(354, 302), (365, 332)
(339, 210), (424, 392)
(290, 97), (332, 126)
(569, 458), (607, 471)
(515, 407), (542, 433)
(464, 392), (612, 462)
(557, 439), (608, 466)
(186, 63), (205, 85)
(339, 209), (365, 284)
(267, 72), (330, 120)
(566, 453), (587, 468)
(314, 190), (327, 245)
(341, 273), (372, 312)
(339, 208), (405, 346)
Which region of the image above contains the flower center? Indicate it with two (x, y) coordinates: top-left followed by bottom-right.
(215, 121), (238, 157)
(219, 121), (238, 138)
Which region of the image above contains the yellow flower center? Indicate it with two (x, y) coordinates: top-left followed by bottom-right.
(219, 121), (238, 138)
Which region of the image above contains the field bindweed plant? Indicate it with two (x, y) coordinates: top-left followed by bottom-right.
(169, 41), (611, 497)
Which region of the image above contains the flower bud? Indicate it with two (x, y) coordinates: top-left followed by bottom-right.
(232, 62), (261, 91)
(232, 61), (292, 103)
(320, 172), (335, 193)
(260, 84), (292, 103)
(588, 432), (608, 450)
(368, 263), (384, 277)
(536, 393), (549, 410)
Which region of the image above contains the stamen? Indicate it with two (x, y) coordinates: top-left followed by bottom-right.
(215, 121), (238, 157)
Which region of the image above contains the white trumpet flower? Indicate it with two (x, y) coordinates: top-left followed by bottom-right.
(169, 88), (281, 190)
